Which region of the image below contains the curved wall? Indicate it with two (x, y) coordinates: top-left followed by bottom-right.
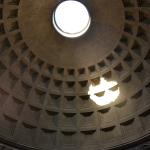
(0, 0), (150, 150)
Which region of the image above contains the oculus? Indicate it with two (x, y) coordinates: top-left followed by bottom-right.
(52, 0), (91, 38)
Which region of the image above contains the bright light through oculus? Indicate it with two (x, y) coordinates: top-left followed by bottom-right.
(52, 0), (91, 38)
(88, 78), (120, 106)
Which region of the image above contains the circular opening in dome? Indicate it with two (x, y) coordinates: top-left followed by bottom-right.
(52, 0), (91, 38)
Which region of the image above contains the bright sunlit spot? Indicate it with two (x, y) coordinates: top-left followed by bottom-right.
(52, 0), (91, 38)
(88, 78), (120, 106)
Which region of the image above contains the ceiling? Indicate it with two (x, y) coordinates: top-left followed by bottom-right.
(0, 0), (150, 150)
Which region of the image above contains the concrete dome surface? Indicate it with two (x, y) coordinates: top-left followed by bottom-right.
(0, 0), (150, 150)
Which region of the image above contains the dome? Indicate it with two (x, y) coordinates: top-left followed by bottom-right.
(0, 0), (150, 150)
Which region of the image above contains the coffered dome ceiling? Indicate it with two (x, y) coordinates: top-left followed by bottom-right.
(0, 0), (150, 150)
